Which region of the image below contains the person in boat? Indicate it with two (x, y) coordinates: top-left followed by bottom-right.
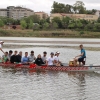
(22, 52), (29, 64)
(28, 51), (36, 63)
(74, 44), (86, 66)
(46, 52), (55, 66)
(17, 51), (22, 63)
(8, 50), (13, 60)
(10, 51), (18, 63)
(54, 51), (61, 66)
(35, 54), (44, 66)
(0, 41), (5, 54)
(2, 52), (9, 63)
(42, 51), (47, 64)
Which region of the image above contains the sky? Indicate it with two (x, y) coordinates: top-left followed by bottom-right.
(0, 0), (100, 14)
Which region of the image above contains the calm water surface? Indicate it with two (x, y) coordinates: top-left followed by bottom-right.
(0, 37), (100, 100)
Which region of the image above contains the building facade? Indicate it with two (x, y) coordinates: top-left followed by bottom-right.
(50, 13), (98, 22)
(0, 9), (7, 17)
(34, 12), (48, 19)
(0, 6), (34, 19)
(95, 10), (100, 18)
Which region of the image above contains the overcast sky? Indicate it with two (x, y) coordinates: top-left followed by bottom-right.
(0, 0), (100, 13)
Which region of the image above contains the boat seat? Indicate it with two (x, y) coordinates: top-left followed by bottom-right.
(82, 57), (86, 65)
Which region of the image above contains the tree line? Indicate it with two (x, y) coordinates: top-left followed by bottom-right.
(51, 1), (97, 14)
(0, 1), (100, 32)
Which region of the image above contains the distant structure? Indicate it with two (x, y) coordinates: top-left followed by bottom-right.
(95, 10), (100, 18)
(0, 6), (34, 19)
(0, 9), (7, 17)
(50, 13), (99, 22)
(34, 11), (48, 19)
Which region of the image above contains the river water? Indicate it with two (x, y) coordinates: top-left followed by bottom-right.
(0, 37), (100, 100)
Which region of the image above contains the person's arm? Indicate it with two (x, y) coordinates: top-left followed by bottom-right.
(75, 52), (84, 58)
(0, 48), (5, 54)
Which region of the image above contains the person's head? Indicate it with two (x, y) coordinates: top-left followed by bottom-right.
(14, 51), (18, 55)
(0, 41), (4, 45)
(5, 51), (8, 56)
(79, 44), (83, 49)
(56, 51), (60, 56)
(19, 51), (22, 56)
(37, 54), (41, 58)
(9, 50), (13, 55)
(43, 51), (47, 57)
(31, 50), (34, 55)
(50, 52), (54, 57)
(25, 52), (28, 57)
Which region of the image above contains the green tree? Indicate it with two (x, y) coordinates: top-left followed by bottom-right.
(52, 17), (62, 28)
(20, 20), (27, 29)
(73, 1), (86, 14)
(0, 19), (4, 27)
(43, 22), (49, 29)
(76, 20), (83, 29)
(52, 22), (58, 29)
(28, 19), (33, 29)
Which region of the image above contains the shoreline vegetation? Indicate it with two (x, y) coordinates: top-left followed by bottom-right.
(0, 29), (100, 38)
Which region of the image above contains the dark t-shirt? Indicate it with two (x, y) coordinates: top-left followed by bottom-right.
(17, 55), (22, 63)
(35, 58), (44, 66)
(10, 55), (18, 63)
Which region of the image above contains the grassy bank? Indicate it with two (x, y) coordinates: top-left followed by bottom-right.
(0, 29), (100, 38)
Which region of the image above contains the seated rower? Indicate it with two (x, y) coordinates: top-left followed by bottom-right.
(35, 54), (44, 66)
(17, 51), (22, 63)
(2, 52), (9, 63)
(74, 44), (86, 66)
(46, 52), (54, 66)
(42, 51), (47, 64)
(54, 51), (61, 66)
(8, 50), (13, 60)
(22, 52), (29, 64)
(28, 51), (36, 63)
(10, 51), (18, 63)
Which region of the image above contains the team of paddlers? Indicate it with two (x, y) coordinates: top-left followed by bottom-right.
(0, 41), (86, 66)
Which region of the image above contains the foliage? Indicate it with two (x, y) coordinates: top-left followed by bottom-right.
(0, 19), (4, 27)
(20, 20), (27, 29)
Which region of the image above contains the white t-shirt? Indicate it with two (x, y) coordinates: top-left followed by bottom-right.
(0, 44), (2, 48)
(54, 56), (59, 61)
(47, 57), (54, 65)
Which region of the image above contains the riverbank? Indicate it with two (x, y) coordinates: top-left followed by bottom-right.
(0, 29), (100, 38)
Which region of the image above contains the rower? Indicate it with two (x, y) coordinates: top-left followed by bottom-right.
(2, 52), (9, 63)
(10, 51), (18, 63)
(28, 51), (36, 63)
(35, 54), (44, 66)
(0, 41), (5, 54)
(8, 50), (13, 60)
(17, 51), (22, 63)
(54, 51), (61, 66)
(22, 52), (29, 64)
(46, 52), (54, 66)
(42, 51), (47, 64)
(74, 44), (86, 66)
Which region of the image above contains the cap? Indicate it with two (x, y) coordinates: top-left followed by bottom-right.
(50, 52), (54, 55)
(31, 51), (34, 53)
(0, 41), (4, 43)
(56, 51), (60, 54)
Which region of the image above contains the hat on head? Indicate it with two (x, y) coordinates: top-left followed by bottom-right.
(50, 52), (54, 55)
(56, 51), (60, 54)
(0, 41), (4, 43)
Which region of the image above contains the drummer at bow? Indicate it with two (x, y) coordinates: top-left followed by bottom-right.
(74, 44), (86, 66)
